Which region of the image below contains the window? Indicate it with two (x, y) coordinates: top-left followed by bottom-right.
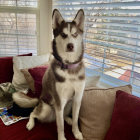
(0, 0), (39, 56)
(53, 0), (140, 95)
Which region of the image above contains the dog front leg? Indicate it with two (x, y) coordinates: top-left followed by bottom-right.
(55, 99), (67, 140)
(26, 112), (35, 131)
(72, 81), (85, 140)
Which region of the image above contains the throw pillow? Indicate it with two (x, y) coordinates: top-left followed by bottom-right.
(21, 62), (49, 92)
(0, 53), (32, 84)
(79, 85), (132, 140)
(104, 90), (140, 140)
(12, 54), (50, 91)
(28, 65), (49, 98)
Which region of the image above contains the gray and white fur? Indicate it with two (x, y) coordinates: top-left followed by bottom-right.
(13, 9), (85, 140)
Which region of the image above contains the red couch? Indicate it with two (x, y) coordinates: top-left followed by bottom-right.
(0, 54), (76, 140)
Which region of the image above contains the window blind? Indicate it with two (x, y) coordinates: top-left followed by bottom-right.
(0, 0), (39, 56)
(53, 0), (140, 90)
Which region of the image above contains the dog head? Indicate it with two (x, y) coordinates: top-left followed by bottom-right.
(52, 9), (85, 64)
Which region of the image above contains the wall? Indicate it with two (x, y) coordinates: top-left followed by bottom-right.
(38, 0), (52, 55)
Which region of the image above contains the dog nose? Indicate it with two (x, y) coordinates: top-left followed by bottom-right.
(67, 43), (74, 51)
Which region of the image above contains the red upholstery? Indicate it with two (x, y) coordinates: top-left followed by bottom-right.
(105, 90), (140, 140)
(0, 53), (32, 84)
(0, 56), (13, 84)
(28, 65), (49, 98)
(0, 119), (76, 140)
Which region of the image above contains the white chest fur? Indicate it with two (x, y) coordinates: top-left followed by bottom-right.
(55, 66), (85, 101)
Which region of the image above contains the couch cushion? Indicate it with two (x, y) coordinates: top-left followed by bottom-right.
(0, 53), (32, 84)
(79, 85), (132, 140)
(104, 90), (140, 140)
(0, 119), (76, 140)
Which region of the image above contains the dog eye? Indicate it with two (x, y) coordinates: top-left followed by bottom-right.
(72, 32), (78, 38)
(61, 32), (67, 39)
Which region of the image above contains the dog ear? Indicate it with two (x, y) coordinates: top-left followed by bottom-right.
(52, 9), (64, 29)
(73, 9), (85, 31)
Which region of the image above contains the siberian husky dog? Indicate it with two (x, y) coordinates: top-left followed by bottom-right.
(13, 9), (85, 140)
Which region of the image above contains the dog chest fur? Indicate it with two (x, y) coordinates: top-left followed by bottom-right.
(55, 61), (85, 102)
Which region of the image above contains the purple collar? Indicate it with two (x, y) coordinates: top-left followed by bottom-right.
(57, 61), (80, 69)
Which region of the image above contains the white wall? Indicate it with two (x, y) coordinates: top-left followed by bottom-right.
(38, 0), (52, 55)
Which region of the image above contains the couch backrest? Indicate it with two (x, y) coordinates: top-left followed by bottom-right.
(0, 53), (32, 84)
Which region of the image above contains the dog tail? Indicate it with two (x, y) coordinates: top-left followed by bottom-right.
(12, 92), (39, 108)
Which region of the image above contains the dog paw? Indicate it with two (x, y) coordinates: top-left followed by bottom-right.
(73, 130), (83, 140)
(58, 135), (67, 140)
(26, 121), (35, 131)
(64, 117), (72, 125)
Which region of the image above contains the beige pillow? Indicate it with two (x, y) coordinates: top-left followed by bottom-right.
(21, 62), (49, 92)
(79, 85), (132, 140)
(12, 54), (50, 91)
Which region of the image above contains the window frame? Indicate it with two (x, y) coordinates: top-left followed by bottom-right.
(0, 0), (40, 56)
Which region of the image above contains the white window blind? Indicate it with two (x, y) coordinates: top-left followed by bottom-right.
(0, 0), (39, 56)
(53, 0), (140, 92)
